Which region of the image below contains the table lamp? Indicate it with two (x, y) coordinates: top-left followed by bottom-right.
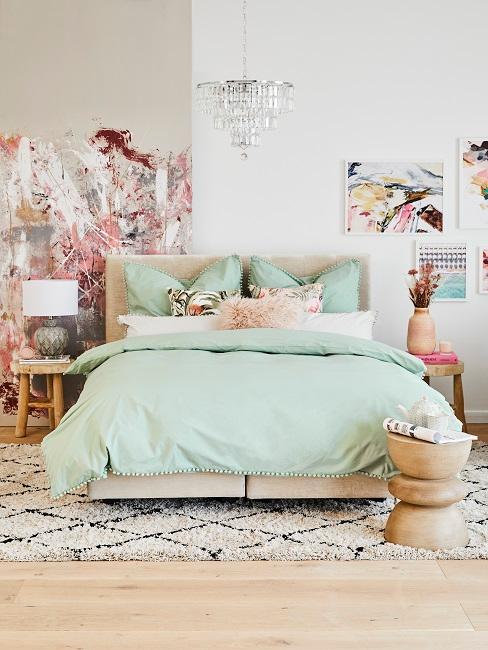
(22, 280), (79, 358)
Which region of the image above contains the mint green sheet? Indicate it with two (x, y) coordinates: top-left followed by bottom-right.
(41, 330), (459, 498)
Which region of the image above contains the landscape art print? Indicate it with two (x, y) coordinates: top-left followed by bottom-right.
(0, 129), (191, 418)
(416, 243), (467, 301)
(346, 161), (443, 234)
(460, 138), (488, 229)
(480, 248), (488, 294)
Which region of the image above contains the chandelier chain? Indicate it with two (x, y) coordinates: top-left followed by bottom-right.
(242, 0), (247, 79)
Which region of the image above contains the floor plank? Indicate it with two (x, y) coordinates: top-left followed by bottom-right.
(460, 603), (488, 631)
(469, 423), (488, 441)
(0, 426), (49, 445)
(0, 559), (445, 580)
(0, 602), (473, 632)
(437, 561), (488, 603)
(16, 577), (459, 606)
(3, 630), (488, 650)
(0, 580), (24, 603)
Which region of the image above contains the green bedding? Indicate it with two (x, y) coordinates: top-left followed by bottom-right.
(41, 329), (459, 498)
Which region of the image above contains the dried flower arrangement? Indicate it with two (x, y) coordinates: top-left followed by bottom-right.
(407, 263), (441, 308)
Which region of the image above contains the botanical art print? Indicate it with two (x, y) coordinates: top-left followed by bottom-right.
(460, 138), (488, 229)
(480, 248), (488, 294)
(0, 128), (192, 417)
(416, 243), (467, 301)
(346, 161), (443, 234)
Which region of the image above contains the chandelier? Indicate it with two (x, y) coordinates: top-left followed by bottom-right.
(196, 0), (294, 160)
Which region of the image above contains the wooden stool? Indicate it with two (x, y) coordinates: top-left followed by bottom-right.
(11, 360), (71, 438)
(423, 362), (466, 430)
(384, 431), (472, 550)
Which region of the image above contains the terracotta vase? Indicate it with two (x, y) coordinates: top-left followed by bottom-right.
(407, 307), (436, 355)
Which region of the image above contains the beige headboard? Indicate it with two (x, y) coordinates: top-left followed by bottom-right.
(105, 254), (370, 342)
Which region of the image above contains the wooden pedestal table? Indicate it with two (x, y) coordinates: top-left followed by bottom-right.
(423, 362), (466, 431)
(384, 431), (472, 550)
(11, 359), (72, 438)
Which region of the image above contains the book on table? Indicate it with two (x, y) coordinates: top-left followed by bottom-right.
(413, 351), (459, 365)
(18, 355), (70, 365)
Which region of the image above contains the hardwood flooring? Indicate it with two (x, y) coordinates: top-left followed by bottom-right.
(0, 561), (487, 648)
(0, 425), (486, 648)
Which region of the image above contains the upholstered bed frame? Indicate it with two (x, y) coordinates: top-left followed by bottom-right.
(88, 254), (390, 500)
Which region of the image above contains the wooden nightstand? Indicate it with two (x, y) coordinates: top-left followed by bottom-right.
(10, 359), (72, 438)
(385, 431), (472, 550)
(423, 362), (466, 431)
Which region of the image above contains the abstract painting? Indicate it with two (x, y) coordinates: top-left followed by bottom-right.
(460, 138), (488, 229)
(0, 128), (191, 417)
(480, 248), (488, 294)
(346, 161), (443, 234)
(416, 243), (467, 302)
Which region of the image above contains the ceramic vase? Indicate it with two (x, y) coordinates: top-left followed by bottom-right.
(407, 308), (436, 355)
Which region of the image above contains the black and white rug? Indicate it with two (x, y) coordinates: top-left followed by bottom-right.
(0, 443), (486, 561)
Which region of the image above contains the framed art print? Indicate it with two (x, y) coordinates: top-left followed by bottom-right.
(480, 248), (488, 294)
(416, 243), (468, 302)
(460, 138), (488, 229)
(346, 161), (443, 234)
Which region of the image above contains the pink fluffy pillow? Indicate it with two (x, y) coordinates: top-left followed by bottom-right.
(217, 295), (302, 330)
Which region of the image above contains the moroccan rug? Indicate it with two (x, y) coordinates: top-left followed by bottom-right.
(0, 443), (486, 561)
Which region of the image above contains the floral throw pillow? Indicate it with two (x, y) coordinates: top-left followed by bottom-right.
(168, 289), (239, 316)
(249, 283), (324, 314)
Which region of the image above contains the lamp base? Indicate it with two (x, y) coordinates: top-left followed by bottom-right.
(34, 319), (69, 358)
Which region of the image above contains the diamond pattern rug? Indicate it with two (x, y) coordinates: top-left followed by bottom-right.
(0, 443), (486, 561)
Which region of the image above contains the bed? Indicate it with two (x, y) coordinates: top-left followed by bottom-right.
(41, 254), (457, 500)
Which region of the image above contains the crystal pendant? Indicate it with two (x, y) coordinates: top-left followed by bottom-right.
(197, 80), (294, 156)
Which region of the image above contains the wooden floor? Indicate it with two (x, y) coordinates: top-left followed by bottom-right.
(0, 425), (486, 648)
(0, 560), (487, 648)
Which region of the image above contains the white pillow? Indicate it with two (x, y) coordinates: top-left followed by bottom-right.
(296, 311), (376, 340)
(118, 311), (377, 339)
(118, 314), (220, 337)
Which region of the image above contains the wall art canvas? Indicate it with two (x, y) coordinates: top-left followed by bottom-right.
(480, 248), (488, 294)
(346, 161), (443, 234)
(460, 138), (488, 229)
(0, 129), (192, 418)
(416, 243), (467, 302)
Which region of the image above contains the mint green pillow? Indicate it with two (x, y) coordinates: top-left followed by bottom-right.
(125, 255), (242, 315)
(248, 257), (361, 312)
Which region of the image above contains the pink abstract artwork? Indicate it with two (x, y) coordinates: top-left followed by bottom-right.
(346, 161), (443, 234)
(0, 128), (191, 416)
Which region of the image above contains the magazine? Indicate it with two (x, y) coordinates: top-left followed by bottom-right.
(383, 417), (477, 444)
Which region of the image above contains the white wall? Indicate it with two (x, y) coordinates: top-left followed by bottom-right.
(192, 0), (488, 419)
(0, 0), (190, 152)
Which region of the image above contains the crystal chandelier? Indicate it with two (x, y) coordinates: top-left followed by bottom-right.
(196, 0), (294, 160)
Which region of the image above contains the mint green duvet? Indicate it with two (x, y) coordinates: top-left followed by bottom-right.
(41, 329), (459, 498)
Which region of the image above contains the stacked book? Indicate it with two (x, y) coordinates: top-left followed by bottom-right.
(413, 351), (458, 365)
(18, 355), (70, 365)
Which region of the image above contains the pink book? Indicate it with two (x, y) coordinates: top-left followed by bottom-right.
(413, 351), (458, 365)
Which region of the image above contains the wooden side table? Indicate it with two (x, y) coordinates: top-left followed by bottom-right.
(11, 360), (72, 438)
(423, 362), (466, 430)
(384, 431), (472, 550)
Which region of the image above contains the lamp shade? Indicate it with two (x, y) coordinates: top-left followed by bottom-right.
(22, 280), (79, 317)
